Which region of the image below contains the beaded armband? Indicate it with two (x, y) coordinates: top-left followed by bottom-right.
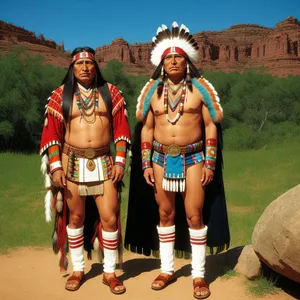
(115, 140), (127, 168)
(141, 141), (152, 170)
(48, 144), (62, 174)
(204, 138), (217, 171)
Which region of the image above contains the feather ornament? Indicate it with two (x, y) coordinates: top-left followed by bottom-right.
(151, 22), (199, 66)
(161, 24), (171, 39)
(52, 231), (59, 254)
(179, 24), (187, 38)
(56, 190), (63, 213)
(171, 21), (179, 38)
(136, 79), (160, 121)
(192, 78), (223, 123)
(45, 189), (53, 222)
(44, 174), (52, 189)
(40, 154), (49, 174)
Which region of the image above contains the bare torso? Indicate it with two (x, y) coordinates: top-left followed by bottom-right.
(64, 87), (111, 149)
(151, 87), (204, 145)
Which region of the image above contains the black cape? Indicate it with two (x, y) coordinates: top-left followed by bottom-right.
(124, 122), (230, 257)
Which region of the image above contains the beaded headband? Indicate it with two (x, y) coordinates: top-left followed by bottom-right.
(151, 22), (199, 66)
(72, 51), (95, 62)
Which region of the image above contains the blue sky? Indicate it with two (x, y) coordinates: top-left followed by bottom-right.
(1, 0), (299, 52)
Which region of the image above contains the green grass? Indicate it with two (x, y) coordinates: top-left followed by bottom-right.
(0, 153), (52, 251)
(1, 141), (300, 251)
(223, 142), (300, 247)
(221, 268), (238, 281)
(247, 276), (281, 297)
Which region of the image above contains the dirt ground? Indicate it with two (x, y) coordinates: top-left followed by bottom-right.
(1, 247), (299, 300)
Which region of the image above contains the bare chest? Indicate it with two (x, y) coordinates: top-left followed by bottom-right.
(151, 90), (203, 116)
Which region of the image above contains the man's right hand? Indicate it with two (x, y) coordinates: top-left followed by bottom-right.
(143, 167), (155, 187)
(52, 169), (66, 188)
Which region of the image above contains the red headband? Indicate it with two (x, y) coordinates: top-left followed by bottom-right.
(161, 47), (188, 60)
(72, 51), (95, 62)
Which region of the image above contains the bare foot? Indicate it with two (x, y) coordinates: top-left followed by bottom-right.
(193, 278), (211, 299)
(65, 271), (84, 291)
(103, 272), (126, 294)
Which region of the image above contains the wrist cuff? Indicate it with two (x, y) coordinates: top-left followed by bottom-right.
(141, 141), (152, 170)
(48, 145), (62, 173)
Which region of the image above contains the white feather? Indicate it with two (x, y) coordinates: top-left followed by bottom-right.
(172, 21), (179, 28)
(40, 154), (49, 174)
(45, 174), (51, 189)
(56, 191), (63, 212)
(45, 189), (53, 222)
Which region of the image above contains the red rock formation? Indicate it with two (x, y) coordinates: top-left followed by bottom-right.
(94, 17), (300, 76)
(0, 20), (70, 68)
(0, 17), (299, 76)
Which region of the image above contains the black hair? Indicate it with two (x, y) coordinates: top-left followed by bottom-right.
(61, 47), (108, 123)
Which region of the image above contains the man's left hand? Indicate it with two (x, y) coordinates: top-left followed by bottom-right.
(111, 165), (125, 183)
(201, 167), (214, 186)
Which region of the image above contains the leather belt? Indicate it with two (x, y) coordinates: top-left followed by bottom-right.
(63, 143), (110, 159)
(153, 141), (203, 157)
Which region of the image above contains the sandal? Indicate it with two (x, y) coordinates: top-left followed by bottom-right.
(151, 273), (176, 290)
(193, 278), (211, 299)
(102, 274), (126, 295)
(65, 272), (84, 291)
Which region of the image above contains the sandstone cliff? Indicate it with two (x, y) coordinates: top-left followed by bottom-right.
(0, 20), (70, 68)
(1, 17), (299, 76)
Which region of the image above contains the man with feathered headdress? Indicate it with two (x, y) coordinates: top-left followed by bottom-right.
(125, 23), (230, 299)
(40, 47), (130, 294)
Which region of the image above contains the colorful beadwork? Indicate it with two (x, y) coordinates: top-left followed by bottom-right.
(75, 86), (98, 123)
(204, 138), (217, 171)
(164, 80), (186, 124)
(141, 141), (152, 170)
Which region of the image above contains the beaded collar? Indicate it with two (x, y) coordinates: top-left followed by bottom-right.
(163, 80), (186, 124)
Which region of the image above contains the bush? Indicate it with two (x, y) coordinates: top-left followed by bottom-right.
(224, 125), (261, 150)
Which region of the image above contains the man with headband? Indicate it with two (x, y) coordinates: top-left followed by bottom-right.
(125, 23), (230, 299)
(40, 47), (130, 294)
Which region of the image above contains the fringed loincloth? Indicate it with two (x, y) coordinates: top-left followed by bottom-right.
(63, 143), (112, 196)
(152, 140), (204, 192)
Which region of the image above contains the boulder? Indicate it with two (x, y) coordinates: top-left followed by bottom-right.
(234, 245), (261, 280)
(252, 184), (300, 283)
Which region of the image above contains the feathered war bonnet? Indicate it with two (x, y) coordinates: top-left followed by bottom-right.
(151, 21), (199, 66)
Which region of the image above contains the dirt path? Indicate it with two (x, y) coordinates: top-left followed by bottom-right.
(1, 247), (298, 300)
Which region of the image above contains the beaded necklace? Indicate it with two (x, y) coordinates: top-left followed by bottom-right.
(75, 86), (98, 124)
(164, 80), (186, 124)
(167, 89), (183, 112)
(167, 80), (183, 95)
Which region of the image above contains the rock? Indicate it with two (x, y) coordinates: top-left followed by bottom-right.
(234, 245), (261, 280)
(252, 184), (300, 283)
(1, 17), (300, 76)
